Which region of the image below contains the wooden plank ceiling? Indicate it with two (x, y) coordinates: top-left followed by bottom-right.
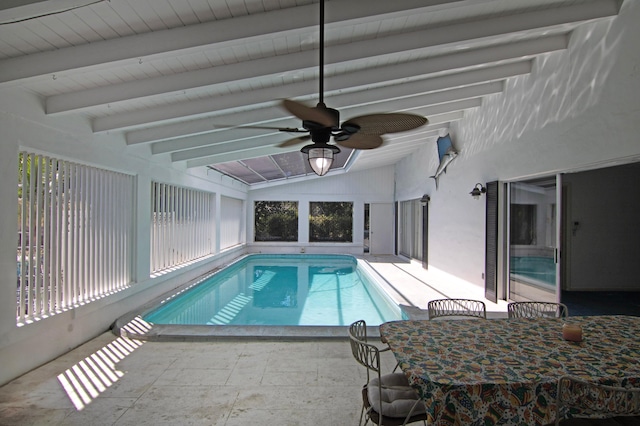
(0, 0), (622, 185)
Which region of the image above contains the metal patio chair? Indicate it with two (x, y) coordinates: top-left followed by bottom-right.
(555, 376), (640, 425)
(427, 298), (487, 320)
(348, 320), (427, 426)
(351, 319), (400, 372)
(508, 301), (568, 319)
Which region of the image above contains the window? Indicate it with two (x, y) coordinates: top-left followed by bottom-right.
(254, 201), (298, 242)
(309, 202), (353, 242)
(17, 152), (134, 324)
(151, 182), (215, 274)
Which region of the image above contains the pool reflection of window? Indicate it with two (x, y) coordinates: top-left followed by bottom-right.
(252, 266), (298, 308)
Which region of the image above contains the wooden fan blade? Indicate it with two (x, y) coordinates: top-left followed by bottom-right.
(281, 99), (337, 128)
(336, 134), (383, 150)
(277, 134), (311, 147)
(342, 113), (428, 135)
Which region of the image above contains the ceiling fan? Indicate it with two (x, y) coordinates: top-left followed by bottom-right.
(226, 0), (429, 175)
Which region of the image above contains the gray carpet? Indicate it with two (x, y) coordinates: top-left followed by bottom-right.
(562, 291), (640, 316)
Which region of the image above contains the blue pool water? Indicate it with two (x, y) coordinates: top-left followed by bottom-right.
(510, 256), (556, 287)
(143, 254), (402, 326)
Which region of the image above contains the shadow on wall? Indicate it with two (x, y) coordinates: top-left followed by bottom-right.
(457, 13), (623, 158)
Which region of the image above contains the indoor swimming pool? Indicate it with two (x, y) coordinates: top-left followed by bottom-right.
(141, 254), (402, 327)
(510, 255), (556, 287)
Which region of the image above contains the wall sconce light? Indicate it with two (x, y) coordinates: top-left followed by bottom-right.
(420, 194), (430, 206)
(300, 142), (341, 176)
(470, 183), (486, 199)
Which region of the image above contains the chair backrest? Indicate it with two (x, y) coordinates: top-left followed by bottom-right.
(508, 301), (568, 319)
(427, 298), (486, 320)
(556, 376), (640, 425)
(348, 320), (380, 383)
(350, 318), (368, 342)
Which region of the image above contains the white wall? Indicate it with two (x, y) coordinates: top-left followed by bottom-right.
(0, 88), (249, 386)
(247, 166), (395, 254)
(395, 0), (640, 289)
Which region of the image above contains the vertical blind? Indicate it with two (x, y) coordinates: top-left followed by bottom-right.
(17, 152), (134, 324)
(220, 196), (243, 249)
(150, 182), (215, 274)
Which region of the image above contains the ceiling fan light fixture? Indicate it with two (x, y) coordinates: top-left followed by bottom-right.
(301, 143), (341, 176)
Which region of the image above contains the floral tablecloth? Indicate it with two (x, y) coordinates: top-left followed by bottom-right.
(379, 316), (640, 426)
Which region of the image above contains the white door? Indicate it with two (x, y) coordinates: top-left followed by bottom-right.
(370, 203), (394, 254)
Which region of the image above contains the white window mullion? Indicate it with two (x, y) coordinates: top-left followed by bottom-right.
(151, 183), (157, 272)
(115, 174), (122, 288)
(161, 183), (167, 270)
(86, 166), (93, 299)
(27, 154), (37, 320)
(107, 172), (115, 294)
(170, 185), (176, 267)
(57, 162), (66, 310)
(35, 155), (44, 318)
(68, 163), (76, 305)
(78, 165), (86, 303)
(18, 155), (28, 322)
(42, 157), (51, 315)
(97, 170), (105, 296)
(50, 159), (59, 313)
(89, 167), (97, 298)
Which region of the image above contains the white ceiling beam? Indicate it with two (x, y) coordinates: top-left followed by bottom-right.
(0, 0), (94, 22)
(181, 111), (465, 168)
(125, 51), (541, 145)
(0, 0), (463, 84)
(151, 91), (490, 160)
(47, 29), (564, 114)
(95, 60), (506, 134)
(152, 97), (481, 156)
(172, 136), (290, 162)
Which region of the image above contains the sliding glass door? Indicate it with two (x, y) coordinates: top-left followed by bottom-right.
(508, 176), (561, 303)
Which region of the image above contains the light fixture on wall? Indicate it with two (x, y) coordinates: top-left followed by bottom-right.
(470, 183), (486, 199)
(301, 142), (341, 176)
(420, 194), (430, 206)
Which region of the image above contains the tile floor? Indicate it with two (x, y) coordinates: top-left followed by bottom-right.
(0, 255), (508, 426)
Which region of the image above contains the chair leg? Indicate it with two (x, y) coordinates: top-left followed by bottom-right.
(359, 403), (366, 426)
(402, 399), (423, 426)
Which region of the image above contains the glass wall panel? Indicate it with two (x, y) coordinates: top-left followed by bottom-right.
(508, 178), (558, 302)
(254, 201), (298, 242)
(309, 202), (353, 242)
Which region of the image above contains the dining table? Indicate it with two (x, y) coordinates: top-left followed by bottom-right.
(379, 315), (640, 426)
